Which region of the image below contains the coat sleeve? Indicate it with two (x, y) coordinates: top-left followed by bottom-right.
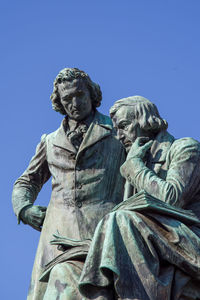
(12, 134), (51, 223)
(120, 138), (200, 208)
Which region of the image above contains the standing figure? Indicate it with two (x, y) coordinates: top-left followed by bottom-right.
(79, 96), (200, 300)
(12, 68), (125, 300)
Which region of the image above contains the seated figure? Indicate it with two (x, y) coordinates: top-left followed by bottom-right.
(79, 96), (200, 300)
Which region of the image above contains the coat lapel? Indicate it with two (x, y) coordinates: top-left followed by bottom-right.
(53, 120), (77, 154)
(52, 112), (112, 156)
(78, 111), (112, 156)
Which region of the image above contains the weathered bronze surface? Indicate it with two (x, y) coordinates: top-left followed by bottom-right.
(79, 96), (200, 299)
(12, 68), (125, 299)
(13, 81), (200, 299)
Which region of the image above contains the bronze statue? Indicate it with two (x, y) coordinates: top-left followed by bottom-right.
(79, 96), (200, 300)
(12, 68), (125, 300)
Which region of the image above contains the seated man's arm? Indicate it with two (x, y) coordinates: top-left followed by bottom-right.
(12, 134), (51, 230)
(120, 137), (200, 208)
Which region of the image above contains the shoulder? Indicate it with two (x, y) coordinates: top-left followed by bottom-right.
(169, 137), (200, 158)
(39, 131), (56, 144)
(44, 119), (65, 142)
(172, 137), (200, 149)
(95, 111), (113, 128)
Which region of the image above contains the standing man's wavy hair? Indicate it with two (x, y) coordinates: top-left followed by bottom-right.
(51, 68), (102, 115)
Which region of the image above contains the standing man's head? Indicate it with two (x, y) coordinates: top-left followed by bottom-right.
(51, 68), (102, 121)
(110, 96), (168, 151)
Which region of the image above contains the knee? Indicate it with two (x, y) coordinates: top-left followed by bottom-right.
(112, 210), (136, 222)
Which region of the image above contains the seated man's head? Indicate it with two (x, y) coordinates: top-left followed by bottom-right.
(110, 96), (168, 151)
(51, 68), (102, 121)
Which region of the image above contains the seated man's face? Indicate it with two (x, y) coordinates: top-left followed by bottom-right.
(58, 78), (93, 121)
(112, 106), (142, 151)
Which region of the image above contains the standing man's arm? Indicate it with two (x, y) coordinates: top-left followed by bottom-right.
(12, 134), (51, 231)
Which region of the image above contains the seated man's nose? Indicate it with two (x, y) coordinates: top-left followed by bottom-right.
(118, 130), (124, 139)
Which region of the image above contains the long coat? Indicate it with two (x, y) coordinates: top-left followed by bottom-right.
(79, 131), (200, 300)
(12, 111), (125, 300)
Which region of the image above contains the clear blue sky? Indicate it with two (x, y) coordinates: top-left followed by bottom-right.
(1, 1), (200, 298)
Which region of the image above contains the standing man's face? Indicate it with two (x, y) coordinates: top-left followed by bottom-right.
(58, 78), (93, 121)
(112, 106), (142, 151)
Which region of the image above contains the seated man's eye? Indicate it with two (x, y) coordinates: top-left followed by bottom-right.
(124, 125), (129, 130)
(120, 124), (128, 130)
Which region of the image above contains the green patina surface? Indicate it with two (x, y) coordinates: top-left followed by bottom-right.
(12, 82), (200, 299)
(12, 68), (125, 300)
(79, 97), (200, 299)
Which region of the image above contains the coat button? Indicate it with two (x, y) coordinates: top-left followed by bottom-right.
(76, 184), (82, 189)
(76, 201), (82, 208)
(69, 153), (76, 159)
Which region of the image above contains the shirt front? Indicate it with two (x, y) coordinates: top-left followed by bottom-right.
(64, 112), (95, 151)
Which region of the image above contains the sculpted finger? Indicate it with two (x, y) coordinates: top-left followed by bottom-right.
(34, 205), (46, 212)
(39, 206), (47, 212)
(38, 214), (46, 224)
(41, 211), (46, 217)
(36, 211), (46, 218)
(134, 137), (140, 146)
(142, 140), (153, 151)
(31, 215), (44, 226)
(40, 213), (46, 225)
(31, 219), (42, 227)
(31, 224), (42, 232)
(135, 137), (149, 146)
(27, 217), (42, 231)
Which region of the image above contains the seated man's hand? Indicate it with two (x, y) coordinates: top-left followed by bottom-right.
(20, 205), (47, 231)
(127, 137), (153, 160)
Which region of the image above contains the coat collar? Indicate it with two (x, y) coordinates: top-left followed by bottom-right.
(53, 119), (77, 154)
(77, 110), (112, 155)
(53, 111), (113, 154)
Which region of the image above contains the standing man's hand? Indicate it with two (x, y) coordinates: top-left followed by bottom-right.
(20, 205), (47, 231)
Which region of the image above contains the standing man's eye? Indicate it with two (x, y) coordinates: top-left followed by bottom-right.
(77, 91), (84, 97)
(63, 95), (72, 102)
(62, 96), (68, 102)
(67, 95), (73, 101)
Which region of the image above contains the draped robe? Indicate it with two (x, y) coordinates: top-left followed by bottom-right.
(79, 131), (200, 300)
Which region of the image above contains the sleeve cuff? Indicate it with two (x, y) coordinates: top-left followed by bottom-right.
(120, 157), (146, 185)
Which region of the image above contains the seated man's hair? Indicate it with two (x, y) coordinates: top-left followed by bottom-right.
(110, 95), (168, 133)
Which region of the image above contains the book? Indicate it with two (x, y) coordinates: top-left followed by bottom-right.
(39, 234), (91, 282)
(112, 190), (200, 225)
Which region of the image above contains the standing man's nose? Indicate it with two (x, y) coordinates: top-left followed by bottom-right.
(72, 96), (81, 107)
